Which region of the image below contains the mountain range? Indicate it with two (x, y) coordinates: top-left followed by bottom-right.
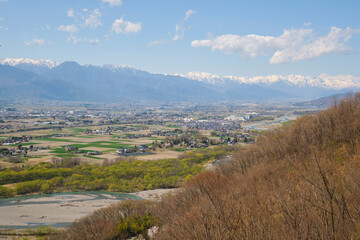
(0, 58), (359, 102)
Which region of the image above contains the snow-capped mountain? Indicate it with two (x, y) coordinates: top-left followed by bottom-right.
(101, 64), (138, 72)
(0, 58), (358, 102)
(178, 72), (360, 90)
(0, 58), (59, 69)
(175, 72), (225, 86)
(0, 58), (59, 75)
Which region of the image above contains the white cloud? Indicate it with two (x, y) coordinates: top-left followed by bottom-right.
(89, 38), (100, 45)
(67, 8), (75, 18)
(0, 18), (4, 21)
(173, 25), (182, 41)
(111, 17), (142, 34)
(191, 27), (360, 64)
(24, 38), (45, 46)
(57, 24), (78, 33)
(149, 9), (196, 46)
(304, 22), (312, 26)
(67, 35), (86, 44)
(84, 9), (102, 29)
(173, 9), (196, 41)
(102, 0), (122, 6)
(64, 8), (102, 30)
(185, 9), (196, 21)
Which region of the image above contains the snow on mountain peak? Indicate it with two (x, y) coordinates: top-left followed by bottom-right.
(177, 72), (360, 90)
(102, 64), (137, 72)
(1, 58), (359, 90)
(175, 72), (224, 85)
(0, 58), (59, 69)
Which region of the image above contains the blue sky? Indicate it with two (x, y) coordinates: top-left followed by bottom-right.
(0, 0), (359, 77)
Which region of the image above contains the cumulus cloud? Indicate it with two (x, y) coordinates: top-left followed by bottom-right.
(57, 24), (78, 33)
(83, 9), (102, 29)
(102, 0), (122, 6)
(24, 38), (45, 46)
(111, 17), (142, 34)
(65, 8), (102, 29)
(173, 9), (196, 41)
(191, 27), (360, 64)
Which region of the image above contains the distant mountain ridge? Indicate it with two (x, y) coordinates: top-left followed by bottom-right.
(0, 64), (94, 101)
(0, 58), (59, 68)
(177, 72), (360, 90)
(295, 92), (354, 108)
(0, 58), (358, 102)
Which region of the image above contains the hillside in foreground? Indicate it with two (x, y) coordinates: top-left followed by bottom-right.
(53, 93), (360, 240)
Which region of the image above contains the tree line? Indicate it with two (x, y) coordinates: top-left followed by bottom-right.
(0, 146), (231, 197)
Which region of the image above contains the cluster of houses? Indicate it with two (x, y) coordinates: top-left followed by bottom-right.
(211, 131), (252, 140)
(82, 126), (146, 136)
(0, 134), (73, 147)
(0, 147), (27, 158)
(152, 129), (255, 150)
(115, 129), (184, 140)
(0, 136), (31, 146)
(152, 133), (210, 150)
(224, 112), (258, 122)
(0, 144), (48, 158)
(64, 145), (102, 156)
(183, 120), (242, 132)
(151, 129), (183, 136)
(0, 124), (13, 130)
(123, 133), (152, 139)
(117, 144), (154, 155)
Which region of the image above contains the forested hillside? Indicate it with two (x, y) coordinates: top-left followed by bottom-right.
(53, 93), (360, 240)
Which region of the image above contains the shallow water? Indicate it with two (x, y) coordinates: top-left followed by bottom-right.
(243, 115), (297, 131)
(0, 191), (142, 229)
(0, 191), (141, 207)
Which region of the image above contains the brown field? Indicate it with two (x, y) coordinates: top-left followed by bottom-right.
(134, 149), (181, 160)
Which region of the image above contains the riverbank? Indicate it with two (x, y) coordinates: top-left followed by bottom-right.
(0, 189), (175, 229)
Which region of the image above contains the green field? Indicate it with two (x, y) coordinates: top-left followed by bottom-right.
(20, 142), (40, 146)
(69, 141), (131, 149)
(36, 138), (78, 143)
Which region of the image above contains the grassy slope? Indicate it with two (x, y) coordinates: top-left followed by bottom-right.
(151, 93), (360, 240)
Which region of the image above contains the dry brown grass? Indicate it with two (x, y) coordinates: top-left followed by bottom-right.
(152, 93), (360, 240)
